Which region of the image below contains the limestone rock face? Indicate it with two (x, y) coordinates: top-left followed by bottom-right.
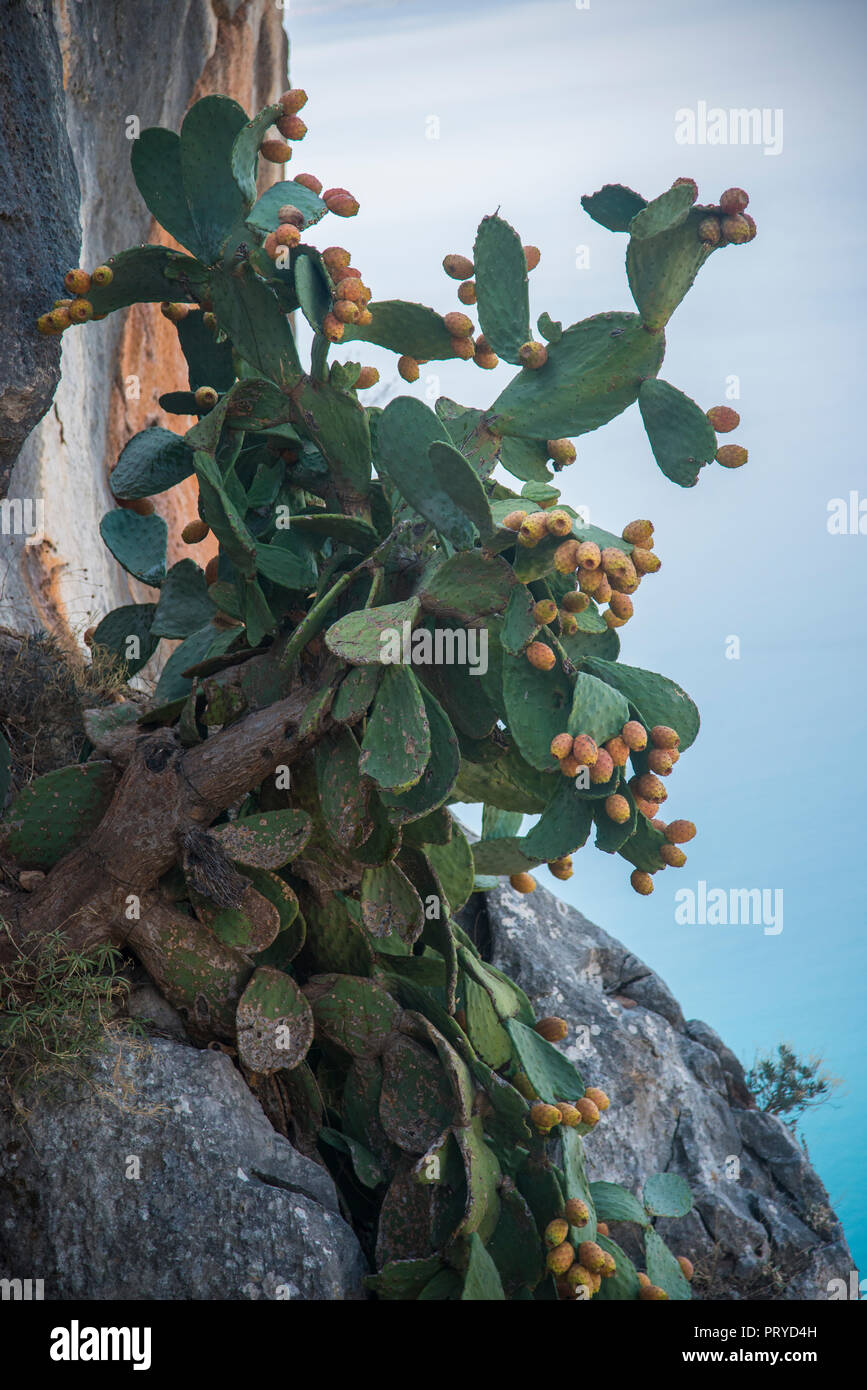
(459, 884), (852, 1301)
(0, 1037), (368, 1300)
(0, 0), (287, 641)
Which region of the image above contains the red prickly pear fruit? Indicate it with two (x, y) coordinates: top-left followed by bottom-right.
(721, 213), (752, 244)
(523, 245), (541, 270)
(650, 725), (680, 750)
(719, 187), (749, 215)
(621, 720), (647, 751)
(671, 176), (698, 202)
(194, 386), (219, 410)
(322, 312), (344, 342)
(561, 589), (589, 613)
(518, 340), (547, 368)
(443, 311), (474, 339)
(323, 188), (359, 217)
(90, 265), (113, 287)
(530, 1100), (561, 1133)
(665, 819), (696, 844)
(544, 509), (573, 538)
(631, 869), (654, 895)
(535, 1015), (568, 1042)
(596, 1221), (610, 1237)
(706, 405), (740, 433)
(398, 356), (419, 383)
(633, 772), (667, 803)
(280, 89), (308, 114)
(560, 754), (582, 778)
(677, 1256), (695, 1281)
(556, 1101), (581, 1127)
(355, 366), (379, 389)
(333, 300), (359, 324)
(640, 1284), (669, 1301)
(263, 232), (281, 260)
(572, 734), (598, 766)
(261, 138), (292, 163)
(650, 817), (667, 832)
(553, 539), (580, 572)
(275, 223), (301, 247)
(604, 735), (630, 767)
(608, 592), (633, 621)
(68, 298), (93, 323)
(532, 599), (558, 625)
(660, 843), (687, 867)
(584, 1086), (609, 1111)
(547, 438), (576, 466)
(518, 511), (548, 547)
(545, 1218), (570, 1248)
(548, 856), (573, 881)
(575, 540), (601, 570)
(450, 335), (475, 359)
(503, 509), (528, 532)
(698, 217), (721, 245)
(550, 731), (574, 760)
(293, 172), (322, 194)
(648, 747), (675, 776)
(64, 268), (91, 295)
(181, 520), (210, 545)
(635, 796), (661, 819)
(277, 114), (307, 140)
(457, 280), (476, 305)
(716, 444), (748, 468)
(277, 204), (305, 226)
(632, 546), (660, 574)
(526, 641), (555, 671)
(605, 793), (631, 824)
(589, 748), (615, 784)
(578, 1240), (606, 1273)
(742, 213), (757, 240)
(547, 1242), (575, 1275)
(564, 1198), (590, 1227)
(509, 871), (537, 894)
(442, 253), (474, 280)
(621, 518), (654, 546)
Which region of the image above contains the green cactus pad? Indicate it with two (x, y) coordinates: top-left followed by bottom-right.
(319, 1127), (386, 1189)
(502, 649), (572, 771)
(629, 183), (696, 240)
(300, 894), (373, 975)
(501, 586), (541, 656)
(246, 178), (328, 234)
(376, 397), (476, 548)
(492, 311), (665, 441)
(473, 213), (531, 364)
(193, 451), (258, 577)
(290, 377), (371, 497)
(567, 670), (630, 746)
(503, 1017), (584, 1104)
(179, 95), (249, 262)
(288, 513), (379, 553)
(153, 622), (238, 703)
(454, 1115), (502, 1243)
(332, 664), (382, 722)
(380, 685), (459, 824)
(294, 248), (334, 337)
(626, 208), (714, 332)
(359, 666), (431, 794)
(86, 246), (207, 316)
(99, 509), (168, 588)
(521, 780), (595, 861)
(130, 127), (202, 255)
(427, 440), (494, 538)
(316, 728), (370, 845)
(306, 973), (401, 1058)
(341, 300), (455, 359)
(425, 825), (475, 913)
(109, 428), (194, 501)
(151, 560), (215, 639)
(639, 377), (718, 487)
(379, 1034), (457, 1153)
(364, 1256), (444, 1298)
(0, 762), (116, 869)
(643, 1171), (693, 1218)
(644, 1229), (691, 1300)
(580, 184), (648, 232)
(459, 949), (533, 1025)
(253, 540), (314, 592)
(487, 1185), (544, 1295)
(464, 975), (512, 1068)
(582, 656), (700, 750)
(90, 603), (158, 679)
(561, 1128), (598, 1240)
(498, 435), (553, 484)
(192, 881), (281, 953)
(230, 101), (282, 206)
(590, 1180), (649, 1225)
(235, 965), (314, 1074)
(418, 551), (516, 622)
(361, 863), (424, 944)
(210, 265), (301, 386)
(471, 836), (541, 876)
(176, 311), (236, 393)
(594, 1233), (642, 1300)
(617, 813), (667, 874)
(594, 785), (638, 854)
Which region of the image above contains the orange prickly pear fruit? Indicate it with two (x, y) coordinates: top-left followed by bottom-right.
(535, 1016), (568, 1042)
(706, 405), (740, 432)
(322, 246), (351, 274)
(604, 735), (630, 767)
(293, 172), (322, 194)
(575, 1096), (600, 1127)
(457, 280), (476, 304)
(161, 301), (189, 323)
(589, 748), (615, 784)
(648, 747), (674, 776)
(560, 754), (581, 778)
(548, 856), (573, 881)
(632, 546), (660, 574)
(577, 1241), (606, 1274)
(503, 509), (528, 532)
(584, 1086), (609, 1111)
(604, 610), (626, 630)
(634, 796), (661, 819)
(572, 734), (598, 766)
(637, 1271), (651, 1288)
(261, 138), (292, 163)
(333, 300), (359, 324)
(397, 356), (419, 382)
(576, 540), (601, 570)
(665, 819), (696, 844)
(660, 843), (687, 867)
(621, 720), (647, 751)
(181, 520), (210, 545)
(621, 519), (653, 546)
(600, 1252), (617, 1278)
(545, 1218), (570, 1248)
(277, 114), (307, 140)
(275, 223), (301, 248)
(64, 268), (91, 295)
(509, 871), (537, 894)
(280, 88), (308, 114)
(355, 306), (373, 326)
(650, 725), (679, 749)
(630, 869), (654, 895)
(564, 1198), (590, 1227)
(532, 599), (558, 625)
(677, 1256), (695, 1281)
(578, 568), (604, 595)
(443, 253), (474, 280)
(608, 592), (633, 621)
(595, 574), (612, 604)
(640, 1284), (669, 1300)
(473, 345), (498, 369)
(323, 187), (359, 216)
(550, 732), (574, 760)
(450, 335), (475, 359)
(530, 1101), (561, 1134)
(547, 438), (576, 466)
(567, 1264), (596, 1297)
(322, 312), (344, 342)
(118, 496), (155, 516)
(716, 444), (748, 468)
(561, 589), (589, 613)
(553, 539), (580, 572)
(633, 772), (667, 803)
(556, 1101), (581, 1127)
(518, 340), (547, 368)
(334, 277), (366, 302)
(526, 642), (555, 671)
(596, 1221), (610, 1237)
(523, 245), (541, 270)
(605, 794), (631, 824)
(443, 310), (474, 339)
(355, 366), (379, 389)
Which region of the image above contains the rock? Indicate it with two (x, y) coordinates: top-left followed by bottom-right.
(459, 883), (853, 1300)
(0, 1037), (368, 1300)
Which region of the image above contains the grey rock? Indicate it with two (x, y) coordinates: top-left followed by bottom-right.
(0, 1037), (368, 1300)
(459, 883), (853, 1301)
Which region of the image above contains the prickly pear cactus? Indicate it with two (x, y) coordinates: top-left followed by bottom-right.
(16, 86), (758, 1299)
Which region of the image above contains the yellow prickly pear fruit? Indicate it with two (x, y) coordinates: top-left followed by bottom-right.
(535, 1015), (568, 1042)
(280, 88), (308, 114)
(547, 438), (576, 466)
(595, 574), (612, 603)
(443, 311), (474, 339)
(561, 589), (589, 613)
(577, 568), (603, 595)
(571, 734), (598, 766)
(194, 386), (219, 410)
(660, 843), (687, 867)
(356, 307), (373, 326)
(567, 1264), (595, 1297)
(548, 856), (573, 881)
(556, 1101), (581, 1127)
(90, 264), (113, 287)
(621, 720), (647, 751)
(550, 731), (574, 760)
(637, 1271), (651, 1288)
(503, 509), (528, 532)
(621, 518), (653, 546)
(608, 592), (633, 621)
(64, 268), (91, 295)
(518, 340), (547, 369)
(529, 1101), (561, 1134)
(575, 1096), (600, 1127)
(355, 366), (379, 389)
(68, 298), (93, 323)
(698, 216), (721, 245)
(604, 610), (626, 630)
(584, 1086), (609, 1112)
(397, 356), (420, 383)
(564, 1198), (590, 1227)
(665, 819), (696, 844)
(716, 444), (748, 468)
(518, 511), (548, 547)
(677, 1256), (695, 1282)
(721, 213), (752, 244)
(294, 172), (322, 194)
(509, 871), (537, 894)
(600, 1252), (617, 1278)
(261, 138), (292, 163)
(532, 599), (558, 625)
(577, 1241), (606, 1274)
(632, 546), (661, 574)
(161, 301), (189, 323)
(604, 793), (631, 824)
(575, 540), (601, 570)
(630, 869), (654, 895)
(37, 312), (62, 334)
(553, 539), (580, 572)
(457, 280), (476, 305)
(512, 1071), (538, 1101)
(181, 520), (210, 545)
(544, 508), (572, 538)
(559, 611), (578, 637)
(523, 245), (541, 270)
(547, 1242), (575, 1276)
(545, 1218), (570, 1248)
(443, 253), (474, 280)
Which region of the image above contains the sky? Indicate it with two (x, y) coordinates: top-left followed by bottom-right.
(284, 0), (867, 1282)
